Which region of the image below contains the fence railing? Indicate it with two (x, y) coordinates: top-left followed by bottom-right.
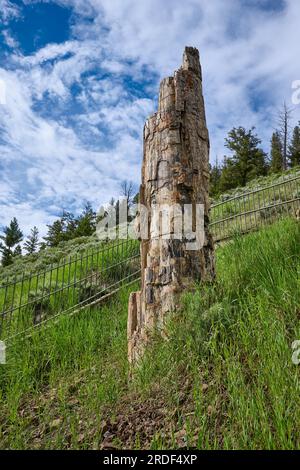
(0, 239), (140, 341)
(0, 174), (299, 341)
(210, 175), (300, 242)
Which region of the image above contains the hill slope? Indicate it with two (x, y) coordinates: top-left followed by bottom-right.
(0, 217), (299, 449)
(212, 165), (300, 203)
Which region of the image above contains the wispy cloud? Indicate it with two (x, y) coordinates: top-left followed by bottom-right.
(0, 0), (21, 23)
(0, 0), (300, 237)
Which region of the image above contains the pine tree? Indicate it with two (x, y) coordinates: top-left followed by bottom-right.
(24, 226), (39, 254)
(43, 219), (65, 247)
(14, 245), (22, 257)
(223, 127), (267, 189)
(1, 247), (13, 267)
(289, 124), (300, 167)
(218, 157), (241, 193)
(210, 158), (222, 196)
(61, 211), (77, 240)
(75, 202), (96, 237)
(270, 131), (283, 173)
(0, 217), (23, 266)
(43, 204), (98, 247)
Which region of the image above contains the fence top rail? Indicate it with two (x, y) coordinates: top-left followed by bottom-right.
(211, 174), (300, 209)
(0, 237), (138, 290)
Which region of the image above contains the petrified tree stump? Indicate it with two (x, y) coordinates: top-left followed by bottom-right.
(128, 47), (215, 363)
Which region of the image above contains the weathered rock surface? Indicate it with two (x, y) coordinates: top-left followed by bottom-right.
(128, 47), (215, 363)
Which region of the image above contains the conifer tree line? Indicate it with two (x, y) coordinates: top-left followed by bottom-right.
(210, 109), (300, 196)
(0, 203), (97, 267)
(0, 181), (138, 267)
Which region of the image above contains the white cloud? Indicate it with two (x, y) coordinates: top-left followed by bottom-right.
(0, 0), (21, 23)
(1, 0), (300, 237)
(0, 62), (151, 237)
(1, 29), (19, 49)
(50, 0), (300, 158)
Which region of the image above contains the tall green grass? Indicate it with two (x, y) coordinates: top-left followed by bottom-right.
(0, 285), (135, 449)
(0, 217), (299, 449)
(137, 217), (300, 449)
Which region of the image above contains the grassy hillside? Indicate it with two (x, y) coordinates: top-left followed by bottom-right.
(211, 165), (300, 204)
(210, 166), (300, 241)
(0, 235), (102, 283)
(0, 238), (140, 340)
(0, 217), (299, 449)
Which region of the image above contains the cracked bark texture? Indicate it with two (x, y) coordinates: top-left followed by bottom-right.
(128, 47), (215, 363)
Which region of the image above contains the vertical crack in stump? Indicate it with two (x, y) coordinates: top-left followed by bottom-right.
(128, 47), (215, 364)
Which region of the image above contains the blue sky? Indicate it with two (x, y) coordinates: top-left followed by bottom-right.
(0, 0), (300, 237)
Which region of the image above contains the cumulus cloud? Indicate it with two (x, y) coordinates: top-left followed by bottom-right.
(0, 0), (300, 237)
(68, 0), (300, 157)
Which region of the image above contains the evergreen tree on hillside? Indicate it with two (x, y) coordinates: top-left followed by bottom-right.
(0, 218), (23, 266)
(43, 204), (98, 247)
(61, 211), (77, 240)
(289, 124), (300, 167)
(44, 211), (78, 247)
(75, 202), (96, 237)
(218, 157), (241, 192)
(270, 131), (283, 173)
(24, 226), (39, 254)
(14, 245), (22, 257)
(210, 158), (222, 196)
(1, 247), (13, 267)
(221, 127), (267, 190)
(43, 219), (65, 247)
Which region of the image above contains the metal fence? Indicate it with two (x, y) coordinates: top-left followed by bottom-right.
(210, 175), (300, 242)
(0, 174), (299, 341)
(0, 239), (140, 341)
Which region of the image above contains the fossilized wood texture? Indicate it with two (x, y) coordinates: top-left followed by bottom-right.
(128, 47), (215, 363)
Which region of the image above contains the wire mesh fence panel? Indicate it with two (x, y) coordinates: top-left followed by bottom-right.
(210, 175), (300, 242)
(0, 174), (299, 341)
(0, 238), (140, 341)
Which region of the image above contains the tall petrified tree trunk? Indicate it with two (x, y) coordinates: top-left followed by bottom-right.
(128, 47), (215, 363)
